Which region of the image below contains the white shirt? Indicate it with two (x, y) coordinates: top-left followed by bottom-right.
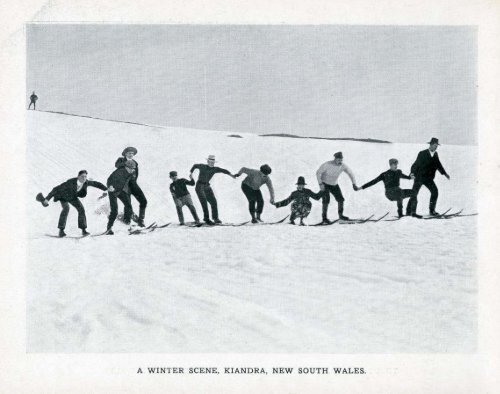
(316, 161), (356, 186)
(76, 180), (84, 192)
(428, 149), (436, 157)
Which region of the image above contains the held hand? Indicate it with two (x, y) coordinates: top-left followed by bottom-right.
(410, 173), (415, 180)
(445, 174), (450, 180)
(270, 198), (275, 205)
(98, 192), (108, 200)
(189, 173), (193, 179)
(43, 199), (49, 205)
(108, 185), (115, 192)
(319, 184), (325, 191)
(353, 184), (359, 191)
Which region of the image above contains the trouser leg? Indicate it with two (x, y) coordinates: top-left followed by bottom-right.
(196, 183), (210, 220)
(69, 199), (87, 229)
(58, 201), (70, 229)
(242, 183), (257, 219)
(107, 194), (119, 229)
(118, 192), (133, 223)
(205, 185), (219, 221)
(175, 206), (185, 223)
(408, 180), (423, 214)
(321, 188), (331, 219)
(130, 182), (147, 220)
(187, 203), (199, 221)
(424, 180), (439, 213)
(331, 185), (345, 216)
(255, 190), (264, 215)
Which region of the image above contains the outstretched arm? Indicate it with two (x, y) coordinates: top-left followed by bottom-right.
(399, 170), (412, 180)
(435, 154), (450, 178)
(307, 189), (323, 200)
(88, 180), (108, 191)
(189, 164), (200, 174)
(316, 163), (326, 189)
(361, 174), (383, 190)
(266, 178), (275, 203)
(274, 193), (293, 208)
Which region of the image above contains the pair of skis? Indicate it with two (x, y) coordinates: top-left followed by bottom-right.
(312, 212), (389, 226)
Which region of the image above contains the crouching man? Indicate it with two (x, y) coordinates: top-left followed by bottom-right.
(36, 170), (108, 237)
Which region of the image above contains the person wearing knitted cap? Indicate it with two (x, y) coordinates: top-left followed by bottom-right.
(115, 147), (148, 227)
(190, 155), (237, 225)
(316, 151), (359, 223)
(169, 171), (200, 225)
(407, 138), (450, 218)
(357, 158), (414, 218)
(273, 176), (323, 225)
(105, 161), (135, 234)
(234, 164), (275, 223)
(35, 170), (108, 237)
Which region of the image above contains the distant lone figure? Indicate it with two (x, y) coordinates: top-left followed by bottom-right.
(28, 91), (38, 110)
(407, 137), (450, 218)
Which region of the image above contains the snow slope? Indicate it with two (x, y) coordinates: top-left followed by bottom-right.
(27, 111), (477, 352)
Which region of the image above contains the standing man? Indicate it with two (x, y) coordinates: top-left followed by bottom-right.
(190, 155), (236, 225)
(358, 158), (414, 218)
(36, 170), (108, 237)
(115, 147), (147, 227)
(235, 164), (275, 223)
(105, 161), (135, 234)
(407, 137), (450, 218)
(28, 91), (38, 110)
(316, 152), (359, 223)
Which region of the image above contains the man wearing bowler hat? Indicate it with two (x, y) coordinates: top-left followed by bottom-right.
(190, 155), (236, 225)
(316, 152), (360, 223)
(407, 137), (450, 218)
(115, 147), (148, 227)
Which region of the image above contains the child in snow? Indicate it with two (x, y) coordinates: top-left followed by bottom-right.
(273, 176), (323, 225)
(169, 171), (200, 225)
(358, 158), (414, 217)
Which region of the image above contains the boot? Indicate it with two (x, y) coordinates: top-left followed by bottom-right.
(398, 208), (404, 218)
(429, 210), (439, 216)
(299, 219), (305, 226)
(321, 218), (333, 224)
(213, 219), (222, 225)
(204, 218), (215, 225)
(58, 229), (66, 238)
(81, 229), (90, 236)
(256, 213), (263, 222)
(137, 219), (145, 227)
(338, 201), (349, 220)
(105, 228), (114, 235)
(412, 213), (423, 219)
(251, 218), (259, 224)
(289, 219), (295, 225)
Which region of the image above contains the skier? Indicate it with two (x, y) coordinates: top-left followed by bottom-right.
(235, 164), (275, 223)
(189, 155), (236, 225)
(273, 176), (322, 225)
(35, 170), (108, 237)
(28, 91), (38, 110)
(105, 161), (135, 234)
(407, 138), (450, 218)
(169, 171), (200, 225)
(115, 147), (147, 227)
(316, 152), (359, 223)
(358, 158), (414, 218)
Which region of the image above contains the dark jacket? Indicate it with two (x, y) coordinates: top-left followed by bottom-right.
(46, 178), (107, 202)
(362, 169), (412, 190)
(115, 157), (139, 180)
(107, 168), (132, 193)
(190, 164), (231, 184)
(410, 150), (448, 180)
(30, 94), (38, 102)
(170, 178), (195, 198)
(275, 188), (322, 208)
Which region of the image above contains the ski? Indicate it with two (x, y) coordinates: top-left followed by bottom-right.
(422, 208), (453, 220)
(364, 212), (390, 223)
(246, 215), (290, 226)
(129, 222), (157, 235)
(339, 214), (375, 224)
(312, 219), (340, 226)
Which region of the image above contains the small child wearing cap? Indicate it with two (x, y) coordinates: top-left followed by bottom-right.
(273, 176), (323, 225)
(358, 158), (414, 217)
(169, 171), (200, 225)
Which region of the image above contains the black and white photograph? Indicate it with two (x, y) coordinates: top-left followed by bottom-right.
(1, 0), (500, 392)
(26, 24), (477, 353)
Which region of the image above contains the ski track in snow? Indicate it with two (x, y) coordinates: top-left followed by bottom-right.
(27, 112), (477, 352)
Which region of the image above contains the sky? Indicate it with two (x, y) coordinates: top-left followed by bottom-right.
(27, 24), (477, 144)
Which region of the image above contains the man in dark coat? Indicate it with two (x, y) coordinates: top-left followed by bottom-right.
(358, 158), (414, 217)
(36, 170), (107, 237)
(115, 146), (147, 227)
(273, 176), (322, 225)
(189, 155), (236, 225)
(105, 161), (135, 234)
(28, 91), (38, 110)
(407, 138), (450, 218)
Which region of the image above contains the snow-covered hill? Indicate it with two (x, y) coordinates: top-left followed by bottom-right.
(27, 111), (477, 352)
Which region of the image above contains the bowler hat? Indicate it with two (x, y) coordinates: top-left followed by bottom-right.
(122, 146), (138, 156)
(206, 155), (217, 162)
(334, 151), (343, 159)
(427, 138), (440, 145)
(296, 176), (306, 185)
